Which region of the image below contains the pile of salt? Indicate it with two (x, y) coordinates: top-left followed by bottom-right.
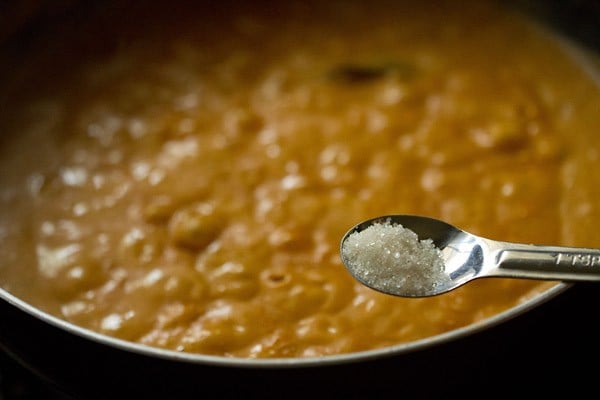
(341, 219), (451, 296)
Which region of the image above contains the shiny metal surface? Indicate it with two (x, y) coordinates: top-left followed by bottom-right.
(341, 214), (600, 297)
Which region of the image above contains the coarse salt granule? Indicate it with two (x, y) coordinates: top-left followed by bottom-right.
(341, 219), (450, 296)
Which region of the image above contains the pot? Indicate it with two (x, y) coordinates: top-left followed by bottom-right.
(0, 1), (599, 398)
(1, 282), (598, 399)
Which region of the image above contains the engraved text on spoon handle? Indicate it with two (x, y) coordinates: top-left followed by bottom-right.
(494, 245), (600, 281)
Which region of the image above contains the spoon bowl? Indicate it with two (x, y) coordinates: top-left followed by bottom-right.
(340, 214), (600, 297)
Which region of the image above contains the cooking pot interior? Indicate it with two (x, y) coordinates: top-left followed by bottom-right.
(0, 0), (599, 398)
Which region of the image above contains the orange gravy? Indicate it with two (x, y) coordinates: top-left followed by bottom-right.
(0, 0), (599, 358)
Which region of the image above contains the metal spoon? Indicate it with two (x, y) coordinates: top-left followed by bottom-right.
(340, 214), (600, 298)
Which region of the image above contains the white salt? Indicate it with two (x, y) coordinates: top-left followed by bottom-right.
(341, 219), (450, 297)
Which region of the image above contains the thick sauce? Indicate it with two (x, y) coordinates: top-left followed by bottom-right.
(0, 0), (599, 358)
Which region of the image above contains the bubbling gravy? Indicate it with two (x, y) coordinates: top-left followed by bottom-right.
(0, 0), (599, 358)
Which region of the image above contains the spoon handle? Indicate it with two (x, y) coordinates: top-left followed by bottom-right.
(491, 242), (600, 282)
